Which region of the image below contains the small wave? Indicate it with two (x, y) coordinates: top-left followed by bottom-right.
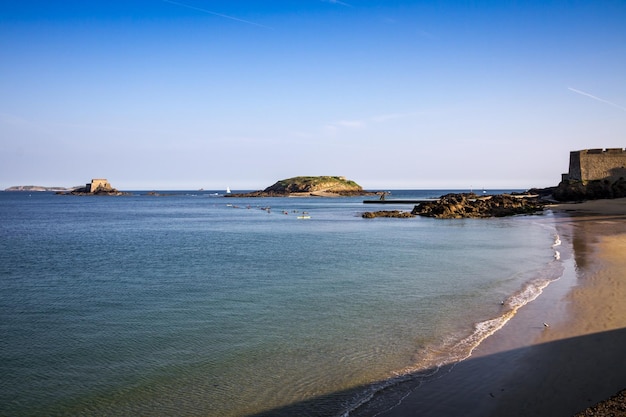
(551, 234), (562, 260)
(436, 273), (559, 367)
(340, 366), (440, 417)
(413, 275), (555, 370)
(504, 275), (555, 310)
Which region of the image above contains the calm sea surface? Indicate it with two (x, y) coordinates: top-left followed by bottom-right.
(0, 190), (563, 416)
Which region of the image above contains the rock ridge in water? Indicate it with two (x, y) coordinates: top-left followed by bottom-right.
(362, 210), (415, 218)
(4, 185), (71, 192)
(411, 193), (545, 219)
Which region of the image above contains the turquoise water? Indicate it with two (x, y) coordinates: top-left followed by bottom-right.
(0, 190), (562, 416)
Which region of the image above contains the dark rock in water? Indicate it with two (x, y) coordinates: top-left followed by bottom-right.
(412, 193), (545, 219)
(362, 210), (415, 219)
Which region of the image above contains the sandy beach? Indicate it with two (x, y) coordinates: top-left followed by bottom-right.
(352, 198), (626, 417)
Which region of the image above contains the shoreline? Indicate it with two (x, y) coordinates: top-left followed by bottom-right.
(352, 198), (626, 417)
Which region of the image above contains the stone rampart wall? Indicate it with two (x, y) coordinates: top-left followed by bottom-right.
(568, 148), (626, 182)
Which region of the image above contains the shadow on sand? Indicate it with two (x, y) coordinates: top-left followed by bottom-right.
(247, 327), (626, 417)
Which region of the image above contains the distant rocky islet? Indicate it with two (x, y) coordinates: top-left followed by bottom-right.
(225, 176), (379, 197)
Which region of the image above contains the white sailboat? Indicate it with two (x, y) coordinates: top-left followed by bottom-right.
(226, 187), (231, 194)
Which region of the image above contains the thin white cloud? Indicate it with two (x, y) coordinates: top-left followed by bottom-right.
(321, 0), (352, 7)
(336, 120), (365, 128)
(372, 112), (406, 123)
(568, 87), (626, 112)
(324, 111), (417, 133)
(323, 120), (364, 135)
(372, 110), (432, 123)
(162, 0), (273, 29)
(321, 110), (425, 136)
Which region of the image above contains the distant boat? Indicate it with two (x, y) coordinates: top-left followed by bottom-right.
(297, 215), (311, 220)
(226, 187), (231, 194)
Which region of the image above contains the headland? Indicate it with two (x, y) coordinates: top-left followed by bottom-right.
(4, 185), (71, 192)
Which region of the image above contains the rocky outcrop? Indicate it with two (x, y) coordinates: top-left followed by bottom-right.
(70, 188), (127, 196)
(573, 388), (626, 417)
(412, 193), (545, 219)
(227, 176), (377, 197)
(362, 210), (415, 219)
(550, 178), (626, 202)
(68, 188), (126, 196)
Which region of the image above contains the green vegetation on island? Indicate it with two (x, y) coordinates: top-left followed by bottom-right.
(227, 176), (377, 197)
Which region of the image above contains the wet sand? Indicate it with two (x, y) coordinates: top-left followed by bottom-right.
(353, 198), (626, 417)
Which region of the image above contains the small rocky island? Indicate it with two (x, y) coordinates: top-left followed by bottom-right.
(61, 179), (128, 196)
(227, 176), (378, 197)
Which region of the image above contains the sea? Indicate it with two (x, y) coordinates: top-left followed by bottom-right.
(0, 189), (564, 416)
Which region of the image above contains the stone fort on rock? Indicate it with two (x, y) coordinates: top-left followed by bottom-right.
(87, 179), (113, 193)
(563, 148), (626, 182)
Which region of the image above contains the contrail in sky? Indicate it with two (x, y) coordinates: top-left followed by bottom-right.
(162, 0), (273, 29)
(568, 87), (626, 112)
(322, 0), (353, 6)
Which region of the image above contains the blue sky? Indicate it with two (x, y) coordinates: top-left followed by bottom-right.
(1, 1), (625, 190)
